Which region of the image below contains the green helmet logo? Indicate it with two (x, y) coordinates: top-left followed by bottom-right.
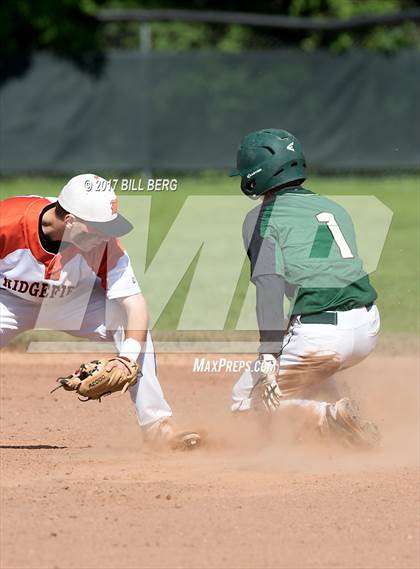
(230, 129), (306, 199)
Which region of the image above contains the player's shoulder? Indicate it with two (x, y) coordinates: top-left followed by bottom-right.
(0, 196), (53, 256)
(1, 195), (50, 205)
(311, 193), (353, 221)
(242, 199), (282, 245)
(243, 203), (262, 225)
(242, 203), (262, 241)
(0, 195), (52, 219)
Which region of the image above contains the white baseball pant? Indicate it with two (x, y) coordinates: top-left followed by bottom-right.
(232, 305), (381, 412)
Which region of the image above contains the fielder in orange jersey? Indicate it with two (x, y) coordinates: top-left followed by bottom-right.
(0, 174), (201, 450)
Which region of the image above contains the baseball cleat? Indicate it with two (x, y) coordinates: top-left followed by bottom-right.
(169, 430), (201, 451)
(144, 418), (201, 451)
(323, 398), (381, 448)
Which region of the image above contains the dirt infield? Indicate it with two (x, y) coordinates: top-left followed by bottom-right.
(0, 351), (419, 569)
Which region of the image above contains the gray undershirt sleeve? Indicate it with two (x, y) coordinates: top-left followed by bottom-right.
(254, 274), (286, 356)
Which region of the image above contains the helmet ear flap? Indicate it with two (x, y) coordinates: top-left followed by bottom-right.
(241, 177), (256, 195)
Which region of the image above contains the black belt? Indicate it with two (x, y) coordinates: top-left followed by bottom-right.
(299, 303), (374, 325)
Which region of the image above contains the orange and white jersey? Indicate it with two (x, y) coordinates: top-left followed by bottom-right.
(0, 196), (140, 303)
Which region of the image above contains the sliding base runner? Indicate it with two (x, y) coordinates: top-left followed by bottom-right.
(230, 129), (381, 447)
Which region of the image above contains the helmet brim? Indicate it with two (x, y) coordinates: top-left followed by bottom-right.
(229, 168), (241, 177)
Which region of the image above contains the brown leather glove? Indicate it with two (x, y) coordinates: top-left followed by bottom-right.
(52, 357), (139, 402)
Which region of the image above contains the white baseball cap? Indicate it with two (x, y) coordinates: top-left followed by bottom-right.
(57, 174), (133, 237)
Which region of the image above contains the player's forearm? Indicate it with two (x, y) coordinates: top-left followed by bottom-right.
(254, 274), (286, 355)
(118, 293), (149, 357)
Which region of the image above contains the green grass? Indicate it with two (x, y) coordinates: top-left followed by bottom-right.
(1, 174), (419, 335)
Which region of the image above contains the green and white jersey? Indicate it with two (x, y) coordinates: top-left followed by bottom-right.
(242, 186), (377, 315)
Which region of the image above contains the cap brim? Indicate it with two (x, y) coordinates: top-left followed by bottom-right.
(86, 213), (133, 237)
(229, 168), (241, 177)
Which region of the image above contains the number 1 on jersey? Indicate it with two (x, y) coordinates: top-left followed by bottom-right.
(316, 212), (354, 259)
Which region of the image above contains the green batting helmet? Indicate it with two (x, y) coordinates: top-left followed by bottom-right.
(230, 129), (306, 199)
